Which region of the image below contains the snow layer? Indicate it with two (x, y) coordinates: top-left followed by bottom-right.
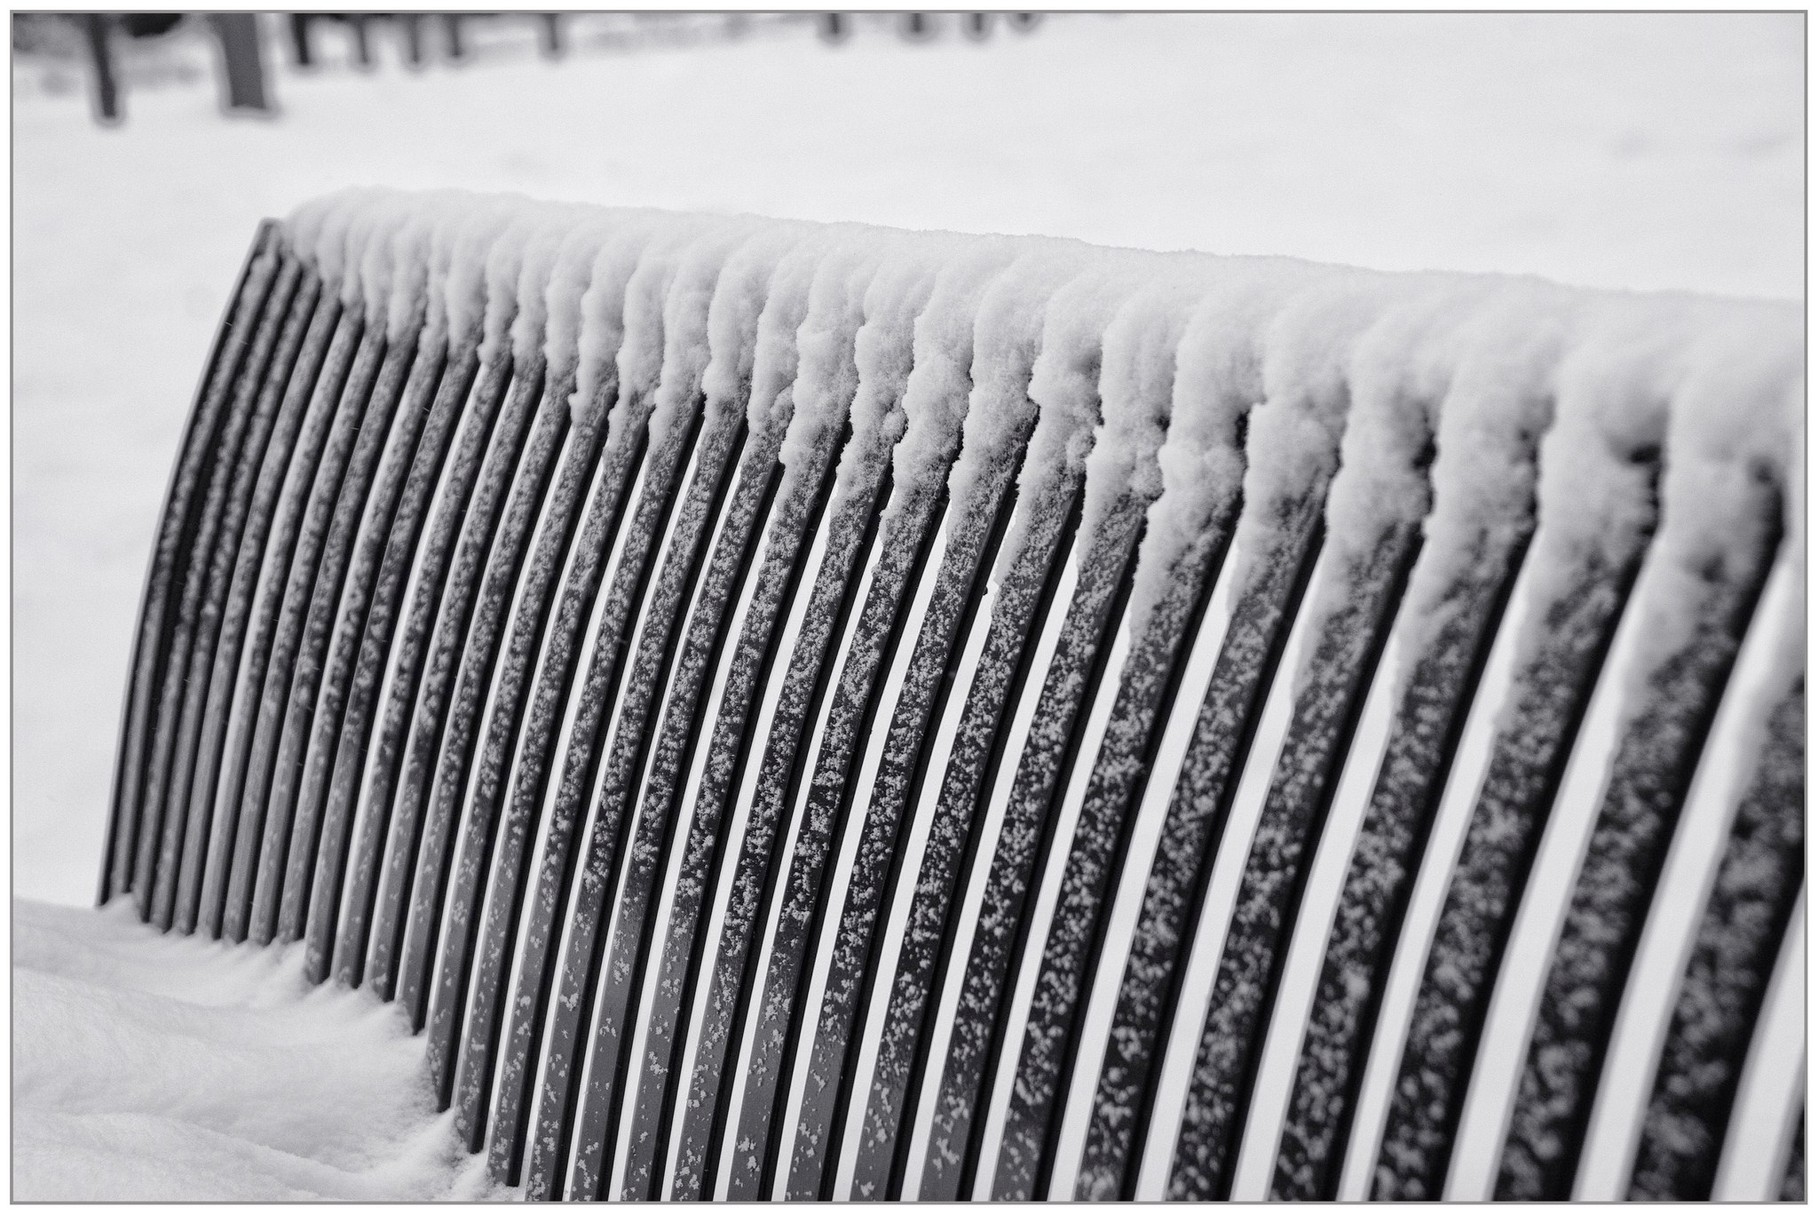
(1618, 302), (1802, 717)
(276, 193), (1803, 733)
(14, 899), (500, 1201)
(1000, 260), (1150, 575)
(882, 235), (1021, 521)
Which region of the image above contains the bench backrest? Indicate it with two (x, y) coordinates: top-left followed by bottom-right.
(102, 195), (1803, 1201)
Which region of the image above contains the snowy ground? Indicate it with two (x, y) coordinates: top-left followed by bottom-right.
(13, 898), (503, 1200)
(12, 10), (1801, 910)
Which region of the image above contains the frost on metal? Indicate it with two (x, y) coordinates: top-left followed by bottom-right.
(101, 188), (1803, 1204)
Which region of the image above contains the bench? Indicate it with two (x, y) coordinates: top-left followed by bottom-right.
(101, 189), (1803, 1201)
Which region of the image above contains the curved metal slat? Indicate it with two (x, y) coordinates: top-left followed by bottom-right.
(303, 342), (481, 982)
(106, 226), (282, 905)
(423, 381), (608, 1116)
(518, 399), (710, 1196)
(1075, 499), (1320, 1199)
(362, 354), (538, 997)
(145, 257), (308, 929)
(394, 357), (565, 1024)
(1166, 507), (1411, 1198)
(329, 348), (512, 986)
(638, 421), (845, 1200)
(1496, 502), (1782, 1199)
(447, 389), (643, 1162)
(790, 435), (1027, 1199)
(918, 494), (1145, 1200)
(196, 293), (348, 939)
(218, 307), (373, 943)
(270, 332), (445, 942)
(669, 459), (892, 1200)
(730, 478), (950, 1199)
(1273, 528), (1531, 1198)
(590, 421), (781, 1199)
(995, 498), (1233, 1199)
(849, 472), (1081, 1199)
(249, 325), (422, 945)
(172, 271), (327, 935)
(1628, 678), (1803, 1198)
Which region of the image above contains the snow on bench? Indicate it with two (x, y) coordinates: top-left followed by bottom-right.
(99, 188), (1803, 1201)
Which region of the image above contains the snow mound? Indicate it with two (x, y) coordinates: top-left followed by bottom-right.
(13, 900), (502, 1202)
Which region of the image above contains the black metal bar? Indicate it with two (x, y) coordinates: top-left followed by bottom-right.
(245, 324), (411, 945)
(996, 499), (1233, 1199)
(1372, 538), (1655, 1198)
(665, 459), (892, 1202)
(614, 430), (791, 1199)
(1497, 503), (1782, 1199)
(104, 224), (279, 905)
(271, 332), (443, 943)
(173, 271), (326, 935)
(1275, 530), (1532, 1199)
(728, 479), (950, 1200)
(850, 472), (1082, 1200)
(563, 408), (752, 1197)
(644, 421), (849, 1201)
(220, 309), (374, 944)
(138, 257), (303, 928)
(1630, 680), (1804, 1199)
(330, 346), (508, 987)
(1076, 491), (1319, 1200)
(1169, 510), (1413, 1200)
(484, 389), (661, 1193)
(362, 354), (537, 998)
(789, 439), (1025, 1199)
(434, 383), (625, 1134)
(469, 403), (704, 1183)
(299, 338), (475, 981)
(424, 379), (610, 1119)
(513, 398), (706, 1198)
(918, 496), (1145, 1200)
(394, 357), (564, 1026)
(197, 294), (348, 939)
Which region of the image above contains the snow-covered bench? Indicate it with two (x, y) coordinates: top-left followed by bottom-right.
(101, 191), (1803, 1201)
